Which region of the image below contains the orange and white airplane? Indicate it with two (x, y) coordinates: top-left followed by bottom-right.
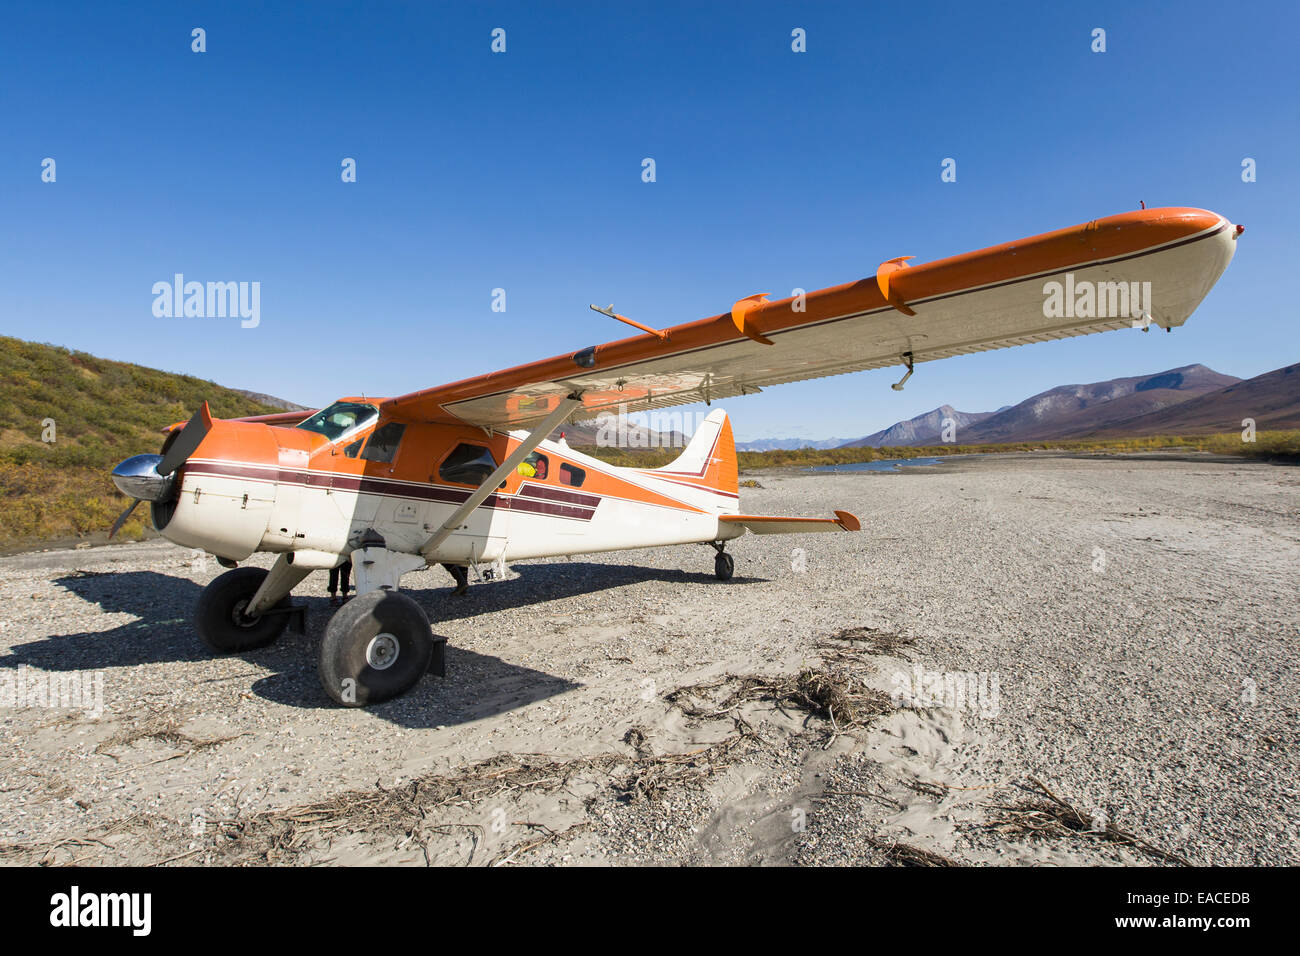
(110, 207), (1239, 706)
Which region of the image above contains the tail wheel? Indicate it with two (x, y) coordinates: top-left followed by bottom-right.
(714, 552), (735, 581)
(318, 590), (433, 707)
(195, 567), (290, 653)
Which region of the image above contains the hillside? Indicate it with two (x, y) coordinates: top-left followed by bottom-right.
(547, 419), (687, 448)
(231, 389), (309, 413)
(0, 337), (286, 550)
(737, 437), (853, 452)
(3, 339), (1296, 552)
(840, 405), (1001, 448)
(1086, 362), (1300, 436)
(953, 365), (1239, 444)
(824, 363), (1297, 449)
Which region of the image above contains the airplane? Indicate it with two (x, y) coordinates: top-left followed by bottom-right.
(108, 206), (1240, 706)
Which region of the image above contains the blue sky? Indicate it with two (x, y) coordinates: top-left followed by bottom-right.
(2, 0), (1296, 440)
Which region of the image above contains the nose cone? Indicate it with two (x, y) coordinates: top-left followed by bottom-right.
(111, 454), (175, 501)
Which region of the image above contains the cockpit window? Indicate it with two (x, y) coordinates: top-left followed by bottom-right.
(295, 401), (378, 441)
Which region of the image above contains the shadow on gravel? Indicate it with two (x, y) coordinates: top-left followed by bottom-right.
(404, 560), (767, 623)
(251, 645), (581, 729)
(1, 571), (209, 670)
(7, 561), (760, 726)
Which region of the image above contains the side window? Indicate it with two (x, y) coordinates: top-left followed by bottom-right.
(360, 422), (406, 464)
(559, 463), (586, 487)
(343, 437), (364, 458)
(517, 452), (548, 480)
(439, 443), (498, 485)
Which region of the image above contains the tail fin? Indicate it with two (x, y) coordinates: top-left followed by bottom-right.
(649, 408), (738, 498)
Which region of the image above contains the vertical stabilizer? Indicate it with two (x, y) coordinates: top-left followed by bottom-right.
(647, 408), (738, 498)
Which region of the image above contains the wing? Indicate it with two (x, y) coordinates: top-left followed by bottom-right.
(384, 208), (1240, 429)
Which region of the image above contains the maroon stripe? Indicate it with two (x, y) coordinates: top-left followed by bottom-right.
(517, 482), (601, 507)
(184, 462), (588, 519)
(511, 499), (595, 520)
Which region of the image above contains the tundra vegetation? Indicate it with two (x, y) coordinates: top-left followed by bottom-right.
(0, 337), (280, 550)
(579, 432), (1300, 469)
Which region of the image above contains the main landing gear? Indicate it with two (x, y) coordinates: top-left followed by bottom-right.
(318, 589), (442, 707)
(193, 546), (446, 708)
(320, 545), (446, 706)
(711, 541), (735, 581)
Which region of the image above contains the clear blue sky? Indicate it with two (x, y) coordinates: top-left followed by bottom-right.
(2, 0), (1296, 440)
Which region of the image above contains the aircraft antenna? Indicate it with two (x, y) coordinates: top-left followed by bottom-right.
(590, 304), (670, 342)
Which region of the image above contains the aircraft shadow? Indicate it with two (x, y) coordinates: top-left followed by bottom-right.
(6, 570), (213, 669)
(406, 560), (767, 623)
(250, 644), (579, 729)
(5, 560), (759, 726)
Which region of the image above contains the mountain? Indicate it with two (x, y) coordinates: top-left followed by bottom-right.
(1085, 362), (1300, 436)
(736, 437), (853, 452)
(550, 419), (688, 449)
(953, 364), (1240, 444)
(839, 406), (1002, 448)
(231, 388), (309, 412)
(832, 363), (1299, 448)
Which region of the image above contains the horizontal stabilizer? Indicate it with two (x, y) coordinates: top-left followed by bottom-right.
(719, 510), (860, 536)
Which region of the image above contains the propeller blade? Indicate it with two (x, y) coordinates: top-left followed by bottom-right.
(110, 499), (142, 538)
(157, 401), (214, 476)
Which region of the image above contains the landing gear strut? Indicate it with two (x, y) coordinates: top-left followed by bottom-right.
(711, 541), (735, 581)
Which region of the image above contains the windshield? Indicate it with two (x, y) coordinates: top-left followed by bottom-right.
(295, 401), (379, 441)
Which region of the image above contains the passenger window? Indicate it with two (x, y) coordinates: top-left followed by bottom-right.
(361, 422), (406, 464)
(559, 463), (586, 487)
(517, 452), (548, 480)
(439, 443), (498, 485)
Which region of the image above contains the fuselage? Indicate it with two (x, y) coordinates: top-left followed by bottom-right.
(148, 405), (741, 568)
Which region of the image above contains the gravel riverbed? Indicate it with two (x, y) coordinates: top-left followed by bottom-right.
(1, 453), (1295, 866)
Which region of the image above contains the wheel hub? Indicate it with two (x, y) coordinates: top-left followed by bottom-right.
(365, 633), (401, 670)
(230, 598), (259, 628)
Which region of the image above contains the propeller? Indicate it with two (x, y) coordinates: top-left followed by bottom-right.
(158, 402), (213, 476)
(109, 499), (142, 538)
(108, 401), (213, 538)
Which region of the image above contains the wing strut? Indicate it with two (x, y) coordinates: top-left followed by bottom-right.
(422, 393), (585, 553)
